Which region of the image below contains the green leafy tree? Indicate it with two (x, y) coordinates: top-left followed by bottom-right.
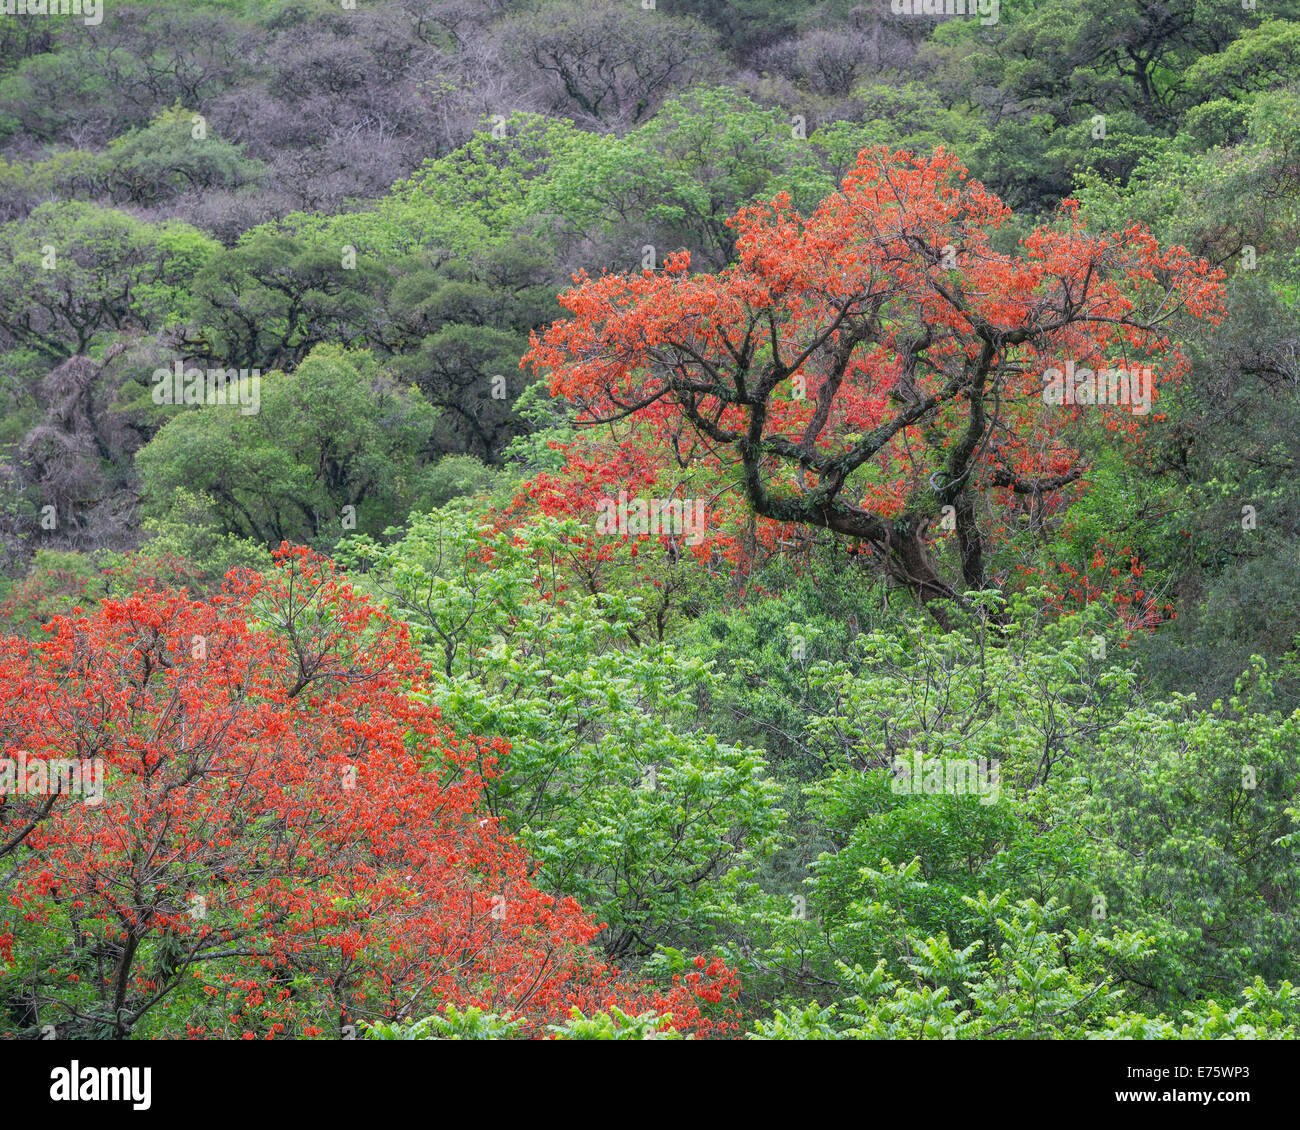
(186, 231), (386, 372)
(136, 345), (440, 547)
(341, 509), (786, 961)
(0, 202), (217, 362)
(98, 106), (264, 207)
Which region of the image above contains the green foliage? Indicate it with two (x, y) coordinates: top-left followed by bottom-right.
(365, 1003), (679, 1041)
(0, 549), (98, 635)
(364, 113), (596, 257)
(1182, 20), (1300, 108)
(136, 345), (440, 549)
(98, 105), (264, 206)
(690, 586), (1300, 1023)
(187, 230), (386, 372)
(139, 488), (273, 580)
(0, 202), (218, 360)
(1073, 97), (1300, 707)
(340, 510), (787, 962)
(923, 0), (1300, 211)
(3, 0), (1300, 1045)
(536, 88), (833, 269)
(365, 1006), (528, 1042)
(753, 890), (1156, 1040)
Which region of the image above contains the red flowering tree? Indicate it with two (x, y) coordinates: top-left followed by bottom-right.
(496, 432), (749, 633)
(524, 148), (1225, 620)
(0, 548), (736, 1038)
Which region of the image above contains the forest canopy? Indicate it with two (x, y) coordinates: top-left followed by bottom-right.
(1, 0), (1299, 1048)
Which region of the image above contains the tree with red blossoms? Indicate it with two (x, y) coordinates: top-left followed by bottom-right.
(524, 147), (1226, 622)
(0, 548), (736, 1038)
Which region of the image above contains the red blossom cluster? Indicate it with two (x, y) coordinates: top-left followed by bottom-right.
(0, 547), (737, 1038)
